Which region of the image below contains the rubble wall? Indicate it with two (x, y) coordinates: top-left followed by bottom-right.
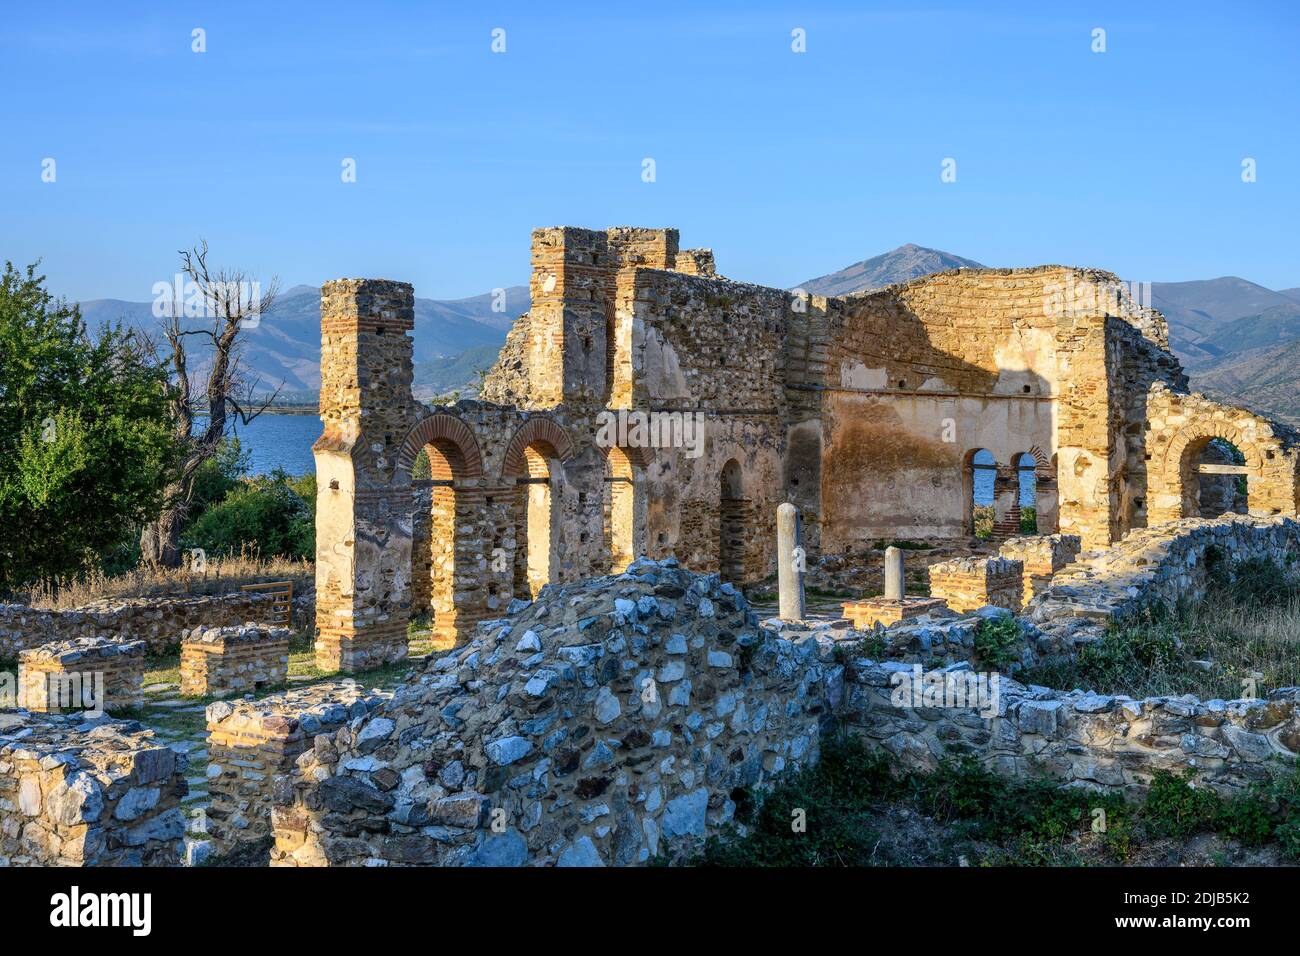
(0, 712), (187, 866)
(0, 590), (282, 658)
(272, 560), (838, 866)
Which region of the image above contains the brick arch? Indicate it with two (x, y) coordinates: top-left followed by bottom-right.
(1162, 424), (1265, 521)
(1021, 444), (1052, 476)
(604, 442), (655, 474)
(394, 413), (484, 483)
(502, 417), (576, 478)
(1165, 425), (1265, 476)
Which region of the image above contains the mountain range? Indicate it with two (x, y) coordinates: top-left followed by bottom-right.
(795, 246), (1300, 427)
(73, 247), (1298, 424)
(76, 283), (525, 399)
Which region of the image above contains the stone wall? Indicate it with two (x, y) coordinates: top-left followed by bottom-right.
(0, 711), (187, 866)
(927, 556), (1024, 613)
(271, 559), (838, 866)
(1029, 516), (1300, 652)
(997, 533), (1082, 606)
(180, 624), (291, 698)
(0, 590), (281, 658)
(18, 637), (146, 712)
(314, 222), (1299, 672)
(203, 681), (392, 857)
(842, 663), (1300, 798)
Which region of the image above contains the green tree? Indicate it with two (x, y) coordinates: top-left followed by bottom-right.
(180, 470), (314, 560)
(0, 262), (177, 593)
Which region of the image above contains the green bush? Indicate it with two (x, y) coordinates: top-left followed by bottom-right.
(188, 438), (250, 519)
(1019, 505), (1037, 534)
(973, 614), (1023, 670)
(180, 470), (313, 560)
(1142, 770), (1221, 839)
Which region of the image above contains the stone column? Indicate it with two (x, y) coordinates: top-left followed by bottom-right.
(883, 545), (904, 600)
(777, 503), (805, 621)
(313, 278), (419, 673)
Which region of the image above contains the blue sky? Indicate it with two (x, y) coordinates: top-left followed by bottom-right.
(2, 1), (1296, 304)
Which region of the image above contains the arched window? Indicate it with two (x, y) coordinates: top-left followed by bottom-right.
(965, 449), (997, 539)
(1014, 452), (1038, 533)
(1190, 437), (1249, 517)
(719, 459), (746, 582)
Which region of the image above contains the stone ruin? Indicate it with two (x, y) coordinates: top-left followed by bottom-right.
(271, 560), (833, 867)
(310, 224), (1300, 671)
(6, 224), (1300, 868)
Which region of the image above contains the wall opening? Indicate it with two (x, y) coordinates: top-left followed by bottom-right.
(515, 441), (559, 598)
(411, 438), (469, 645)
(604, 446), (638, 574)
(719, 459), (746, 582)
(965, 449), (996, 539)
(1015, 452), (1038, 533)
(1188, 437), (1249, 518)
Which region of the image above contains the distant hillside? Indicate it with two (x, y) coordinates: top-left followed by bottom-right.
(795, 243), (985, 296)
(76, 283), (526, 394)
(1148, 277), (1300, 366)
(412, 344), (502, 401)
(1192, 339), (1300, 427)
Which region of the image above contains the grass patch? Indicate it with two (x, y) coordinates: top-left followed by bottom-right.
(23, 549), (313, 610)
(1018, 554), (1300, 700)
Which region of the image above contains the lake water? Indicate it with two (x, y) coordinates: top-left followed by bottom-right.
(227, 413), (1038, 506)
(228, 413), (320, 476)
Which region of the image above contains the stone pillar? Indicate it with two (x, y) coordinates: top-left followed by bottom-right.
(883, 545), (904, 600)
(313, 278), (420, 673)
(777, 503), (805, 621)
(528, 227), (613, 408)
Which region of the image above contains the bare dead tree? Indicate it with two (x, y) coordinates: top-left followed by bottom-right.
(139, 240), (282, 567)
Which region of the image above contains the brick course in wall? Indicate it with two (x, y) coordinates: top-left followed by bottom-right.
(203, 682), (392, 857)
(180, 624), (291, 698)
(18, 637), (146, 712)
(927, 556), (1024, 613)
(997, 533), (1082, 606)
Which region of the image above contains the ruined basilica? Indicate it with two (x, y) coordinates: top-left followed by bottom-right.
(312, 225), (1300, 671)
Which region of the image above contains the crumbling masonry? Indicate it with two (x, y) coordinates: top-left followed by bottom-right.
(312, 226), (1300, 671)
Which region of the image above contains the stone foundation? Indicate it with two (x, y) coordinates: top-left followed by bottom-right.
(997, 533), (1082, 606)
(843, 662), (1300, 797)
(180, 624), (291, 698)
(18, 637), (145, 713)
(0, 589), (290, 658)
(0, 712), (187, 866)
(927, 557), (1024, 613)
(203, 682), (392, 857)
(1030, 515), (1300, 652)
(841, 596), (948, 629)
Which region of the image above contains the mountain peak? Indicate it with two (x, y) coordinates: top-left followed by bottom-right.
(796, 244), (985, 297)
